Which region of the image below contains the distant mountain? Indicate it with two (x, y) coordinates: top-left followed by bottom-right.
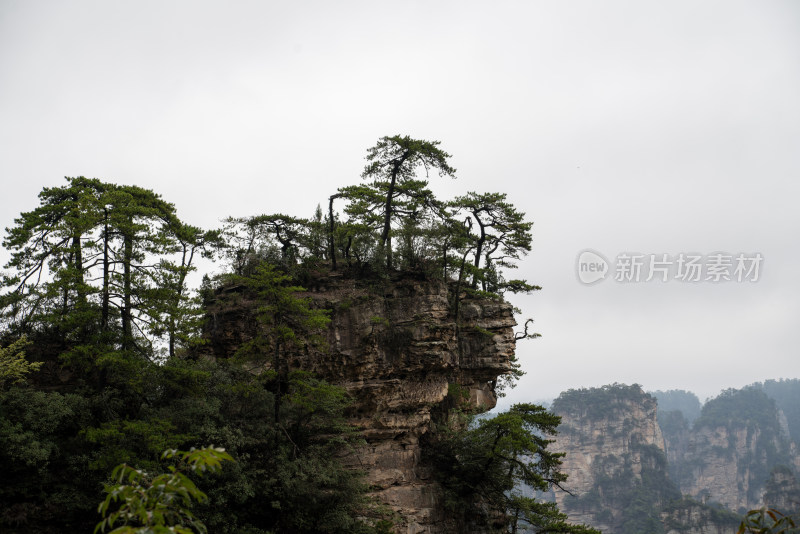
(671, 386), (798, 512)
(651, 389), (702, 424)
(546, 381), (800, 534)
(758, 379), (800, 443)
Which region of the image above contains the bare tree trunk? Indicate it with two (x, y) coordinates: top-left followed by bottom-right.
(72, 234), (86, 306)
(472, 220), (486, 289)
(121, 233), (133, 351)
(101, 212), (110, 329)
(380, 155), (408, 270)
(380, 171), (397, 270)
(329, 194), (340, 270)
(273, 341), (282, 424)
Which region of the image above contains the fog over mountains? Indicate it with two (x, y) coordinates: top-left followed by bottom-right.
(540, 379), (800, 534)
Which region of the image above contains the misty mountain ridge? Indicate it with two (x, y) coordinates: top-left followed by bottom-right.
(651, 379), (800, 441)
(541, 379), (800, 534)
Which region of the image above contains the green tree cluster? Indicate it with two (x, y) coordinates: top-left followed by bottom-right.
(425, 404), (599, 533)
(0, 178), (379, 533)
(96, 446), (234, 534)
(0, 135), (559, 533)
(0, 177), (221, 360)
(0, 336), (39, 388)
(224, 135), (539, 300)
(0, 340), (382, 533)
(552, 383), (654, 422)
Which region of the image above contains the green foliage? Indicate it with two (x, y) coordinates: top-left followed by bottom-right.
(552, 383), (655, 422)
(182, 364), (379, 534)
(694, 387), (780, 432)
(96, 446), (234, 534)
(449, 191), (534, 293)
(223, 261), (332, 429)
(235, 262), (330, 352)
(425, 403), (598, 533)
(369, 315), (390, 328)
(0, 335), (382, 533)
(0, 336), (40, 389)
(0, 386), (95, 531)
(0, 138), (540, 533)
(83, 418), (194, 473)
(345, 135), (456, 270)
(217, 136), (539, 337)
(222, 214), (312, 273)
(0, 177), (220, 358)
(447, 382), (470, 401)
(738, 508), (799, 534)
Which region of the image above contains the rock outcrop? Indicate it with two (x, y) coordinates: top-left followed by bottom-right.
(660, 501), (741, 534)
(666, 387), (798, 514)
(548, 385), (672, 532)
(679, 424), (768, 511)
(548, 385), (741, 534)
(763, 465), (800, 513)
(202, 270), (517, 533)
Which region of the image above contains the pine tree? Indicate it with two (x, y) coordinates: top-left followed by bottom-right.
(358, 135), (456, 269)
(450, 191), (534, 292)
(1, 178), (215, 359)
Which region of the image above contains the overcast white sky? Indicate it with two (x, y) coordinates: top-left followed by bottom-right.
(1, 1), (798, 404)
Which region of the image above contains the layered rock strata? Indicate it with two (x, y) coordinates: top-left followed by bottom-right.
(548, 385), (742, 534)
(202, 271), (516, 533)
(549, 385), (668, 531)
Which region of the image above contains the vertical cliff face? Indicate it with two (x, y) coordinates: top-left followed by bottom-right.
(659, 409), (691, 478)
(548, 385), (742, 534)
(679, 424), (768, 511)
(544, 384), (800, 533)
(203, 270), (517, 533)
(548, 385), (672, 532)
(659, 503), (741, 534)
(763, 465), (800, 512)
(669, 388), (798, 513)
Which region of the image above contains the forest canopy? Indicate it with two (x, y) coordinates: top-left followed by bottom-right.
(0, 135), (584, 534)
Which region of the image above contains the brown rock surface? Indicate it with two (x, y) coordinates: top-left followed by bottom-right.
(549, 385), (667, 531)
(202, 270), (517, 533)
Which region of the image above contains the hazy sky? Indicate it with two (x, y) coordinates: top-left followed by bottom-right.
(1, 1), (798, 404)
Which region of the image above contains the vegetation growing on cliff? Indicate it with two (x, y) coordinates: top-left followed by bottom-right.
(0, 136), (554, 533)
(550, 383), (800, 533)
(424, 404), (599, 534)
(550, 385), (687, 533)
(220, 134), (540, 303)
(739, 508), (799, 534)
(689, 387), (796, 508)
(693, 387), (781, 433)
(551, 383), (654, 423)
(564, 442), (685, 534)
(759, 379), (800, 443)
